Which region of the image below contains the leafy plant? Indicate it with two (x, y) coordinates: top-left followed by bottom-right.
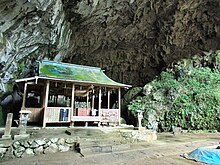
(128, 51), (220, 131)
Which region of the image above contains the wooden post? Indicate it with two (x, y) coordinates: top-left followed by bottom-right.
(98, 88), (102, 118)
(92, 89), (95, 110)
(43, 80), (50, 128)
(86, 92), (89, 108)
(70, 84), (75, 126)
(118, 88), (121, 125)
(107, 89), (110, 110)
(22, 83), (27, 109)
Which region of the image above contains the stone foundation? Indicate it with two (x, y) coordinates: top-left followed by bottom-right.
(0, 137), (79, 161)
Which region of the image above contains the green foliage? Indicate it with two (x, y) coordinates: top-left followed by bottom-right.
(128, 52), (220, 131)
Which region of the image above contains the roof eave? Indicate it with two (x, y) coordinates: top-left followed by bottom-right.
(15, 76), (132, 88)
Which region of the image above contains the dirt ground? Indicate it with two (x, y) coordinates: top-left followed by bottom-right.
(0, 127), (219, 165)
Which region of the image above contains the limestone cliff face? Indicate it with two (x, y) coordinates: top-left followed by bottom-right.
(0, 0), (220, 95)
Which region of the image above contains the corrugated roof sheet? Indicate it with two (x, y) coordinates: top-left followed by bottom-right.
(39, 60), (130, 87)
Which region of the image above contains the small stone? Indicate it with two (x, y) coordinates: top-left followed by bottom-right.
(20, 140), (30, 148)
(12, 141), (20, 149)
(4, 147), (14, 160)
(44, 144), (58, 154)
(66, 137), (78, 144)
(27, 140), (34, 145)
(22, 148), (34, 158)
(35, 139), (46, 146)
(51, 138), (59, 143)
(57, 138), (65, 145)
(0, 148), (8, 158)
(34, 146), (44, 155)
(58, 144), (69, 152)
(44, 141), (52, 148)
(30, 141), (39, 148)
(0, 148), (7, 154)
(14, 146), (25, 158)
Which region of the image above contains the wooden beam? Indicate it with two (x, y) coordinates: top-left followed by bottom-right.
(43, 80), (50, 128)
(118, 88), (121, 125)
(21, 83), (28, 109)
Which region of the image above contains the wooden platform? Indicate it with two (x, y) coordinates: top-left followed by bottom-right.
(71, 116), (101, 122)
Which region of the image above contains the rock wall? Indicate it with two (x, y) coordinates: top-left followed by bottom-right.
(0, 0), (220, 95)
(65, 0), (220, 86)
(0, 0), (72, 94)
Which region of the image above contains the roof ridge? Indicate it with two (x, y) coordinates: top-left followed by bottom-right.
(41, 60), (102, 71)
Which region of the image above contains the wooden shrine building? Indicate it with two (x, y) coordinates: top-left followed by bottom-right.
(16, 60), (131, 127)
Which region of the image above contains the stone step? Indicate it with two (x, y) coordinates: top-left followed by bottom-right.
(79, 138), (127, 147)
(76, 135), (130, 155)
(78, 143), (130, 155)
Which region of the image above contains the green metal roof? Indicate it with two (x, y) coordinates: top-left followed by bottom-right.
(39, 60), (131, 87)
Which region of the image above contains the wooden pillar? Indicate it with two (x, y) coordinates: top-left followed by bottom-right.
(92, 89), (95, 110)
(21, 83), (28, 109)
(118, 88), (121, 125)
(107, 89), (110, 110)
(86, 92), (89, 108)
(98, 87), (101, 117)
(43, 80), (50, 128)
(70, 84), (75, 126)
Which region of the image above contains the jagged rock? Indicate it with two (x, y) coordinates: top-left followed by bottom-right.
(34, 146), (44, 155)
(44, 144), (58, 154)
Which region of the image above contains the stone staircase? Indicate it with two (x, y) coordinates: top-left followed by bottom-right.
(75, 130), (131, 155)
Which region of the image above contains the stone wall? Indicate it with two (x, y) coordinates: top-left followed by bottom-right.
(0, 137), (78, 161)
